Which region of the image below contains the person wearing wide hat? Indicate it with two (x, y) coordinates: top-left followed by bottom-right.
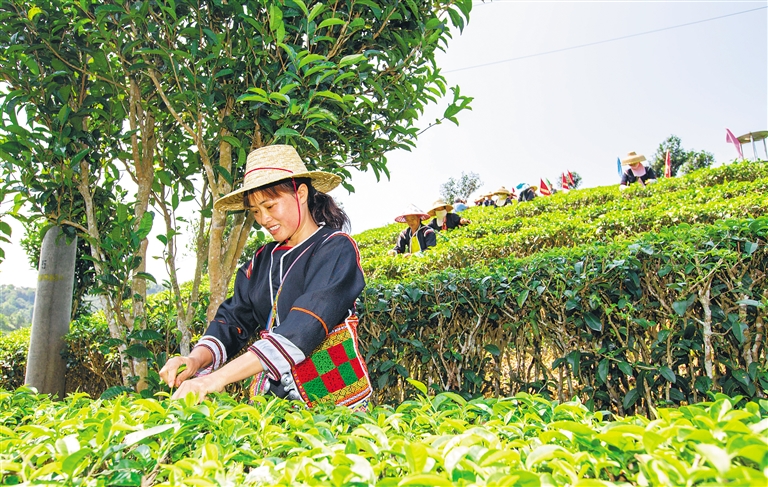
(426, 198), (470, 231)
(619, 151), (658, 191)
(160, 145), (371, 409)
(493, 186), (515, 207)
(515, 183), (538, 202)
(481, 192), (495, 207)
(387, 204), (436, 256)
(453, 197), (468, 213)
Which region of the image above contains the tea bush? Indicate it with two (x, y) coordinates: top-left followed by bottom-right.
(0, 386), (766, 486)
(1, 161), (766, 411)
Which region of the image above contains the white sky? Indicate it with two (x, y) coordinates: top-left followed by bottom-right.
(1, 0), (766, 288)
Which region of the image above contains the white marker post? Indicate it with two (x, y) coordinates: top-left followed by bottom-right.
(25, 226), (77, 399)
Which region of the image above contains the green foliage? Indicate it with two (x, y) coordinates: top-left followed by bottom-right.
(356, 161), (768, 280)
(1, 162), (766, 413)
(0, 388), (766, 485)
(440, 171), (482, 204)
(650, 134), (687, 177)
(0, 0), (476, 389)
(650, 134), (714, 177)
(237, 229), (270, 268)
(0, 327), (29, 387)
(680, 149), (715, 175)
(355, 162), (768, 412)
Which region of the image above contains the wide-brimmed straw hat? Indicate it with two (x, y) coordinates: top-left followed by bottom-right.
(621, 152), (646, 166)
(426, 198), (454, 216)
(394, 204), (430, 223)
(494, 186), (512, 196)
(214, 145), (342, 211)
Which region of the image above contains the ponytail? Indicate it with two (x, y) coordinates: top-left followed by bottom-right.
(306, 183), (350, 232)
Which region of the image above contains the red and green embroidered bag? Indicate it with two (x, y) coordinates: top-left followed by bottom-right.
(291, 314), (371, 408)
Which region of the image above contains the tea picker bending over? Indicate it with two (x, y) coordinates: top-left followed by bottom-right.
(426, 198), (470, 231)
(387, 204), (436, 257)
(619, 151), (657, 191)
(160, 145), (371, 409)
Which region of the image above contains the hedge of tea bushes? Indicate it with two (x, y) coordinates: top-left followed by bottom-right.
(359, 216), (768, 414)
(0, 386), (766, 486)
(1, 162), (766, 410)
(358, 162), (768, 280)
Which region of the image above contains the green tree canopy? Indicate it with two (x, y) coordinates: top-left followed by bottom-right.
(0, 0), (474, 387)
(650, 135), (713, 177)
(440, 171), (482, 204)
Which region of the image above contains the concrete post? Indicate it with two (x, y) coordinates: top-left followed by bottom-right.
(25, 225), (77, 399)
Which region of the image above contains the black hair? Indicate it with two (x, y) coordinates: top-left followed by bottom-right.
(242, 177), (350, 232)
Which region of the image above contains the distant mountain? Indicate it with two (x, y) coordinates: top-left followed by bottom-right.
(0, 281), (168, 334)
(0, 284), (35, 333)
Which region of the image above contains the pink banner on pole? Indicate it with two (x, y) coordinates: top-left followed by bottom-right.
(726, 128), (743, 159)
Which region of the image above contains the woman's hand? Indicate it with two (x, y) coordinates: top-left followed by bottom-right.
(170, 373), (227, 402)
(159, 355), (204, 388)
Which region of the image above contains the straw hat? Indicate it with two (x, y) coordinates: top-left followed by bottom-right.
(426, 198), (454, 216)
(494, 186), (511, 196)
(515, 183), (529, 192)
(621, 152), (646, 166)
(214, 145), (342, 211)
(394, 204), (430, 223)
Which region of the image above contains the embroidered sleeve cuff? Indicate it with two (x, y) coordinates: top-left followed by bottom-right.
(248, 333), (306, 381)
(193, 336), (227, 375)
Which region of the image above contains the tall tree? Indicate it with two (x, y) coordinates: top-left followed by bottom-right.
(650, 135), (716, 178)
(0, 0), (473, 387)
(680, 150), (715, 175)
(650, 135), (687, 177)
(440, 172), (482, 204)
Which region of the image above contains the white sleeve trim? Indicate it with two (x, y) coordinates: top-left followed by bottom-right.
(249, 332), (306, 380)
(192, 335), (227, 375)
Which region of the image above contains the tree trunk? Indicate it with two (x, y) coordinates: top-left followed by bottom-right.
(698, 286), (714, 382)
(25, 226), (77, 399)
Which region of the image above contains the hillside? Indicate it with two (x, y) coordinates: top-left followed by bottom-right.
(0, 161), (766, 413)
(354, 161), (768, 281)
(0, 284), (34, 333)
(354, 160), (768, 410)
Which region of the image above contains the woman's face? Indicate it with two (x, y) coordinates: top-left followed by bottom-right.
(404, 215), (421, 227)
(247, 189), (302, 243)
(630, 162), (643, 170)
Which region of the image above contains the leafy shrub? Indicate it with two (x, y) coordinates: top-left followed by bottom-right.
(0, 386), (766, 486)
(359, 217), (768, 413)
(0, 327), (29, 389)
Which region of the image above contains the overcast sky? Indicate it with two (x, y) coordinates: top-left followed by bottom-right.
(1, 0), (766, 288)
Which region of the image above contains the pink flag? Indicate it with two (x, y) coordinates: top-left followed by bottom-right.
(726, 128), (743, 159)
(664, 150), (672, 178)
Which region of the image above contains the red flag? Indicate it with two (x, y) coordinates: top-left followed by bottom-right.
(664, 150), (672, 178)
(725, 128), (743, 159)
(567, 170), (575, 186)
(561, 173), (569, 191)
(539, 178), (551, 196)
